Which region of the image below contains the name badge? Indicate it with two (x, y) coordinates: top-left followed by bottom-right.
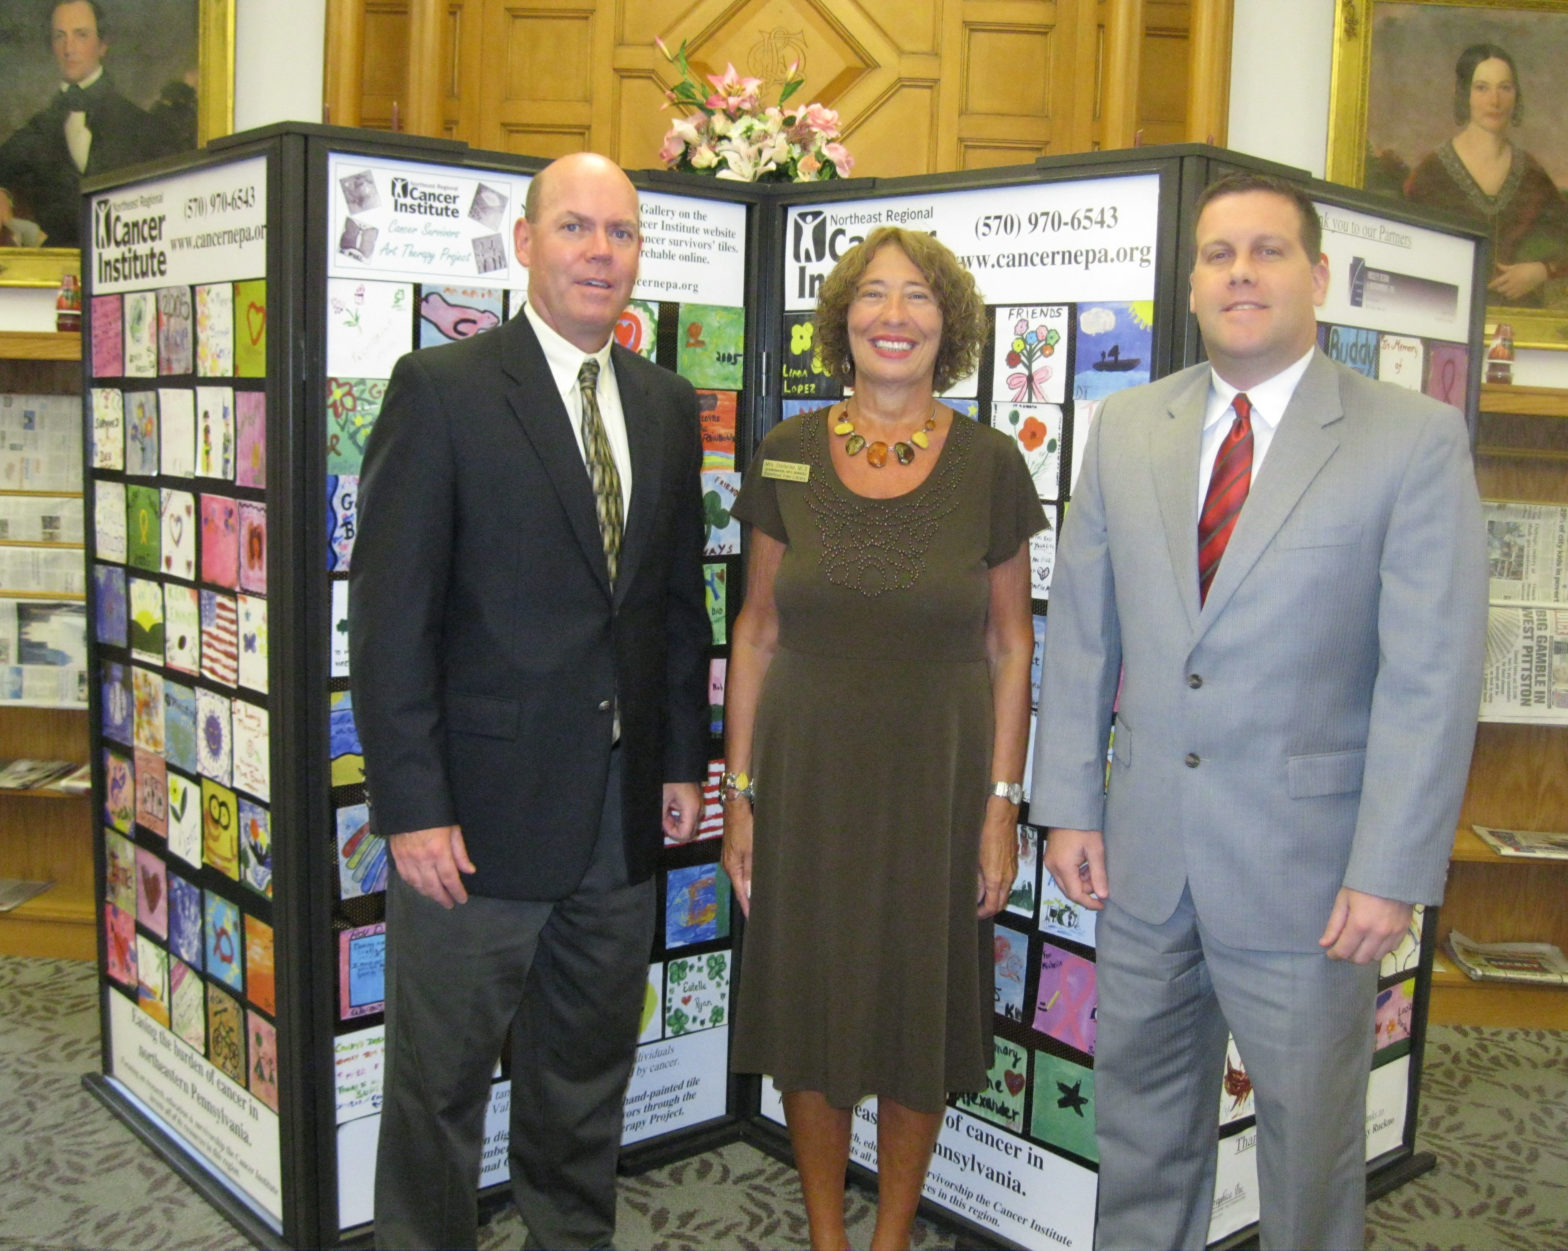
(761, 460), (810, 483)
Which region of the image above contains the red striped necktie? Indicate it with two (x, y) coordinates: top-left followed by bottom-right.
(1198, 392), (1253, 605)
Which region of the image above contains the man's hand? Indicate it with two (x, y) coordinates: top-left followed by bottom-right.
(662, 781), (702, 843)
(1043, 828), (1108, 910)
(1318, 887), (1413, 964)
(389, 825), (475, 908)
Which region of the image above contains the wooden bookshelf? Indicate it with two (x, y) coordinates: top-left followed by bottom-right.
(0, 333), (91, 961)
(1437, 383), (1568, 1027)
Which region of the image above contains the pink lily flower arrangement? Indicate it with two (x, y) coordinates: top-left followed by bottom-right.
(655, 37), (854, 183)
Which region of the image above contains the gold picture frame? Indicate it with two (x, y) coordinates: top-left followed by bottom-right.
(0, 0), (233, 289)
(1327, 0), (1568, 348)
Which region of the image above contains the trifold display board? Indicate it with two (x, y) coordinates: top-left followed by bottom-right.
(79, 128), (1485, 1250)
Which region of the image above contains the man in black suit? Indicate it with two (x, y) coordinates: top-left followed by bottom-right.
(350, 152), (709, 1250)
(0, 1), (165, 247)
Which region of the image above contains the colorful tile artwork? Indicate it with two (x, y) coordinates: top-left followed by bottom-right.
(677, 303), (744, 390)
(339, 923), (386, 1020)
(157, 286), (193, 375)
(239, 797), (272, 898)
(202, 777), (239, 879)
(1073, 302), (1153, 402)
(957, 1036), (1027, 1132)
(206, 984), (246, 1085)
(91, 295), (123, 377)
(235, 391), (266, 487)
(1030, 1050), (1097, 1162)
(614, 299), (658, 360)
(664, 949), (728, 1036)
(418, 285), (502, 347)
(234, 280), (268, 378)
(124, 291), (157, 377)
(664, 862), (729, 949)
(994, 306), (1068, 404)
(781, 312), (836, 398)
(335, 802), (387, 899)
(203, 889), (244, 992)
(1033, 940), (1098, 1055)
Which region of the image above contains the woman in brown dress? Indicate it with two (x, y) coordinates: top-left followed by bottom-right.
(723, 227), (1044, 1250)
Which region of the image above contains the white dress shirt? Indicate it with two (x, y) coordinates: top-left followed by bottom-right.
(1197, 345), (1316, 509)
(523, 302), (633, 518)
(61, 66), (104, 174)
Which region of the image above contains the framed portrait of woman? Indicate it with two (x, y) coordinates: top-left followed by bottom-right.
(0, 0), (232, 288)
(1327, 0), (1568, 348)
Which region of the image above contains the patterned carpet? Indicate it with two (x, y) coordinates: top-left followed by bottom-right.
(1, 955), (1564, 1250)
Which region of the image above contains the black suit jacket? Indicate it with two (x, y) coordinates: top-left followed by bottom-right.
(0, 76), (165, 246)
(349, 313), (710, 900)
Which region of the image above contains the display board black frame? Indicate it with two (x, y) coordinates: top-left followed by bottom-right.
(76, 129), (1486, 1250)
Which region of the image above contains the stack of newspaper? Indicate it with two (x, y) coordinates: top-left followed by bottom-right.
(1447, 930), (1568, 986)
(1481, 501), (1568, 723)
(0, 758), (81, 790)
(1472, 824), (1568, 860)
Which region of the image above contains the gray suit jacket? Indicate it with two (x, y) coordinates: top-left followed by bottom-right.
(1031, 349), (1486, 951)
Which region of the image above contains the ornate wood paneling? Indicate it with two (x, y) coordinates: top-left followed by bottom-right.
(326, 0), (1222, 174)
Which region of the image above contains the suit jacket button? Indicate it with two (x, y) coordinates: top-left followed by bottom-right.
(1184, 752), (1200, 768)
(597, 699), (612, 712)
(1187, 673), (1203, 689)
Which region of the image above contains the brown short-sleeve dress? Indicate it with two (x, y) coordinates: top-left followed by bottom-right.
(728, 407), (1046, 1114)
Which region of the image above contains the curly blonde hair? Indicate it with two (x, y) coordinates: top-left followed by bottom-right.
(812, 227), (987, 393)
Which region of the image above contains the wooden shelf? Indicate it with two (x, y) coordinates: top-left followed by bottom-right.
(0, 786), (88, 801)
(1480, 383), (1568, 418)
(0, 331), (82, 362)
(0, 880), (96, 960)
(1428, 957), (1568, 1029)
(0, 590), (85, 601)
(0, 540), (84, 550)
(0, 491), (82, 499)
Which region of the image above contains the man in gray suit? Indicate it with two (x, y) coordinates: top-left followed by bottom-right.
(1032, 171), (1486, 1250)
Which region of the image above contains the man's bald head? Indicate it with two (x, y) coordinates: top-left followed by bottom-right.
(524, 152), (639, 225)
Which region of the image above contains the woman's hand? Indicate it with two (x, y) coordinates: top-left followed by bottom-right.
(721, 799), (754, 918)
(976, 797), (1020, 918)
(1489, 259), (1549, 301)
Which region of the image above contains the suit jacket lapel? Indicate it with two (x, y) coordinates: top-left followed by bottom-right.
(611, 345), (663, 605)
(1151, 367), (1209, 635)
(498, 316), (613, 595)
(1196, 350), (1344, 630)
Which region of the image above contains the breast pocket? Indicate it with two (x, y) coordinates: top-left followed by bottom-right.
(1275, 521), (1362, 551)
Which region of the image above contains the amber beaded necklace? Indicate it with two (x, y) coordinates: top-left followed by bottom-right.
(833, 398), (938, 468)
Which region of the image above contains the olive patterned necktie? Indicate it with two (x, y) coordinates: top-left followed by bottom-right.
(577, 358), (623, 586)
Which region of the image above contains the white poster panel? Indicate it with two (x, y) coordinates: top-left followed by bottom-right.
(1206, 1053), (1413, 1243)
(327, 154), (530, 286)
(621, 1026), (730, 1145)
(326, 153), (747, 309)
(760, 1086), (1096, 1250)
(635, 192), (748, 308)
(1315, 200), (1477, 344)
(1207, 1126), (1261, 1242)
(108, 990), (282, 1224)
(90, 156), (268, 294)
(336, 1078), (511, 1231)
(783, 175), (1161, 312)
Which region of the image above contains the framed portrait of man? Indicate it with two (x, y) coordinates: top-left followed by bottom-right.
(0, 0), (232, 285)
(1327, 0), (1568, 348)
